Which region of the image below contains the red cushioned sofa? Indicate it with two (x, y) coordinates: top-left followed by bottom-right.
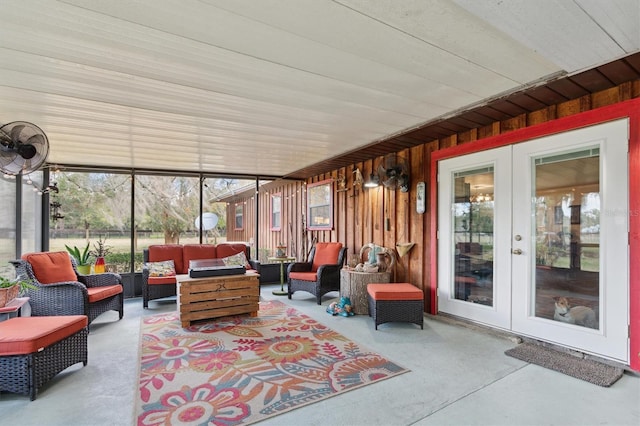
(142, 243), (258, 308)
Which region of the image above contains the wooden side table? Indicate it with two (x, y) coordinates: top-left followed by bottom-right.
(340, 269), (390, 315)
(268, 256), (296, 296)
(0, 297), (30, 322)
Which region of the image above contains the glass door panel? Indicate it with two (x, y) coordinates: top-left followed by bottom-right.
(438, 146), (512, 330)
(532, 150), (600, 329)
(512, 119), (629, 362)
(453, 167), (495, 306)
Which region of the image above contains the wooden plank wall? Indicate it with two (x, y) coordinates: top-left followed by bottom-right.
(228, 81), (640, 309)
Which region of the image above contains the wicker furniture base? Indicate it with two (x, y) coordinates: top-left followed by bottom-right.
(288, 277), (341, 305)
(88, 287), (124, 324)
(368, 297), (424, 330)
(367, 283), (424, 330)
(143, 282), (177, 308)
(0, 326), (88, 400)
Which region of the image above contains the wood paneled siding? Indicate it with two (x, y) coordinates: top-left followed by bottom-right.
(227, 81), (640, 313)
(224, 181), (307, 263)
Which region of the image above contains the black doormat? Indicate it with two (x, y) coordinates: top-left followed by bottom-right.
(505, 342), (624, 387)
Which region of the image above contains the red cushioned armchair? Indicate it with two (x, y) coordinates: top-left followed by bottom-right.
(11, 251), (124, 326)
(287, 242), (347, 305)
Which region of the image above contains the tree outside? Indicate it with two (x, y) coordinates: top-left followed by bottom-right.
(49, 171), (252, 274)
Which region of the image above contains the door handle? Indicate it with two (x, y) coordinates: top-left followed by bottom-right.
(512, 248), (523, 255)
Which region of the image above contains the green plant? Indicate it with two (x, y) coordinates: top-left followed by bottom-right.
(0, 276), (36, 292)
(90, 235), (112, 258)
(65, 242), (93, 266)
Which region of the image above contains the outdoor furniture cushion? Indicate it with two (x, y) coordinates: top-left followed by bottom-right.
(183, 244), (217, 270)
(147, 276), (178, 285)
(367, 283), (423, 301)
(22, 251), (77, 284)
(0, 315), (88, 356)
(288, 271), (318, 281)
(146, 260), (176, 277)
(216, 243), (251, 259)
(221, 251), (252, 268)
(311, 242), (344, 271)
(148, 244), (185, 274)
(367, 283), (424, 330)
(86, 285), (123, 303)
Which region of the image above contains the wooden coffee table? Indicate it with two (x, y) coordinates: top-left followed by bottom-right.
(176, 271), (260, 327)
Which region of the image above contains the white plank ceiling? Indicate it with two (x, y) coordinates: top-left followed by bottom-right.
(0, 0), (638, 177)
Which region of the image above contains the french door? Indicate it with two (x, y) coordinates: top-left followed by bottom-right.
(437, 119), (629, 362)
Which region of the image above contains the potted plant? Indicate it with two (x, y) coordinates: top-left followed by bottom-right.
(90, 236), (112, 274)
(275, 243), (287, 258)
(65, 243), (93, 275)
(0, 276), (36, 307)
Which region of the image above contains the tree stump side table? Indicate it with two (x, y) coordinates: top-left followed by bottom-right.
(339, 269), (391, 315)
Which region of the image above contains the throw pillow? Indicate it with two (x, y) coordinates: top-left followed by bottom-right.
(146, 260), (176, 277)
(221, 252), (250, 269)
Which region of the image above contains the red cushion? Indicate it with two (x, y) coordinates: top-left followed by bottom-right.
(148, 245), (185, 274)
(183, 244), (217, 268)
(0, 315), (87, 356)
(87, 285), (122, 303)
(367, 283), (423, 301)
(22, 251), (77, 284)
(289, 271), (318, 282)
(148, 276), (177, 285)
(311, 242), (342, 271)
(216, 243), (248, 259)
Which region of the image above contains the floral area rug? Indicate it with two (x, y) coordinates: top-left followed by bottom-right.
(135, 300), (408, 425)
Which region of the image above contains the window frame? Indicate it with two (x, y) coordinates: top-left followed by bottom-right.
(234, 203), (244, 230)
(307, 179), (333, 230)
(271, 192), (282, 231)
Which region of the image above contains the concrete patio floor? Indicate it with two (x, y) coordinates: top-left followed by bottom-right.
(1, 284), (638, 426)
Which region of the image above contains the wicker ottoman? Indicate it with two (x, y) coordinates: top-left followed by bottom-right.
(367, 283), (424, 330)
(0, 315), (88, 400)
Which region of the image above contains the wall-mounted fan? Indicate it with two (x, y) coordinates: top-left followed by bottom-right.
(377, 153), (410, 192)
(0, 121), (49, 175)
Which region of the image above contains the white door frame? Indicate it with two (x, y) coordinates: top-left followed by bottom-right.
(437, 119), (629, 362)
(437, 146), (512, 330)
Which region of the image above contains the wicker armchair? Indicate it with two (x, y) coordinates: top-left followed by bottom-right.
(287, 242), (347, 305)
(11, 251), (124, 326)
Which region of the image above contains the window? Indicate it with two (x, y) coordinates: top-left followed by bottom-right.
(307, 179), (333, 230)
(235, 203), (244, 230)
(271, 193), (282, 231)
